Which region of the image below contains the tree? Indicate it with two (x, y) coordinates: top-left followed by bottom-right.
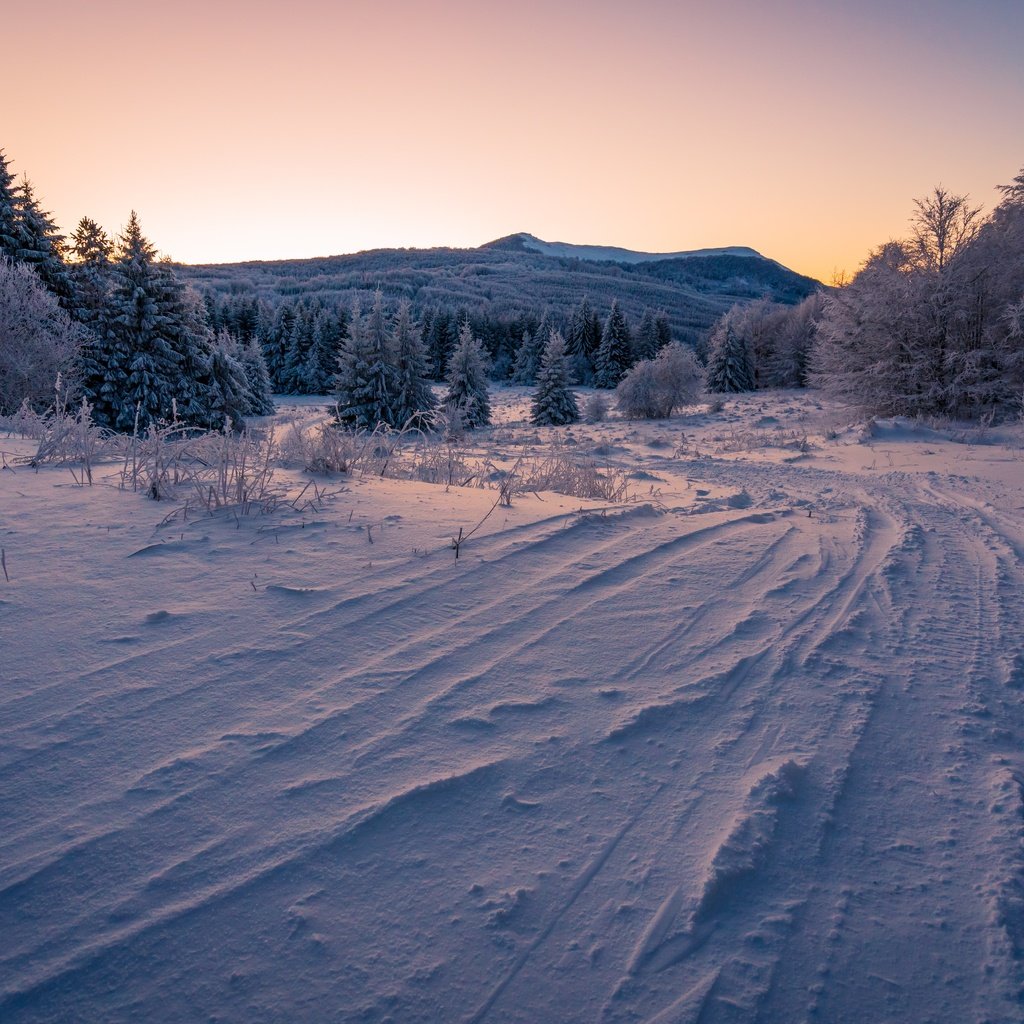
(594, 299), (632, 388)
(530, 329), (579, 426)
(511, 328), (545, 385)
(68, 216), (112, 326)
(706, 316), (754, 393)
(617, 343), (704, 418)
(443, 323), (491, 428)
(0, 258), (82, 413)
(0, 151), (20, 257)
(390, 299), (436, 429)
(11, 178), (74, 309)
(239, 338), (276, 416)
(633, 308), (659, 362)
(207, 331), (254, 431)
(910, 186), (982, 272)
(335, 294), (398, 429)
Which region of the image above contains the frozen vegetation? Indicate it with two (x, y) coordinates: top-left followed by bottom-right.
(2, 386), (1024, 1022)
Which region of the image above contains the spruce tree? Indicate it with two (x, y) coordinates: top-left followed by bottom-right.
(511, 328), (545, 385)
(390, 299), (436, 429)
(208, 332), (253, 431)
(443, 323), (491, 429)
(706, 319), (755, 393)
(335, 296), (398, 429)
(12, 178), (75, 310)
(634, 308), (659, 362)
(655, 312), (672, 351)
(594, 299), (633, 388)
(239, 338), (275, 415)
(530, 330), (579, 426)
(0, 151), (20, 257)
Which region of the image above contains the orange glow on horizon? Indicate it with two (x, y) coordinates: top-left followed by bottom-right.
(6, 0), (1022, 284)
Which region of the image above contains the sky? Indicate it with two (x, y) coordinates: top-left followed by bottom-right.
(6, 0), (1022, 282)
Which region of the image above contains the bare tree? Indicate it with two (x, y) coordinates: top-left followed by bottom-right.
(910, 186), (982, 272)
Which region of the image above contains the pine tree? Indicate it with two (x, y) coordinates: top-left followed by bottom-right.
(530, 330), (579, 426)
(208, 332), (253, 431)
(443, 323), (491, 429)
(68, 217), (112, 324)
(263, 303), (294, 389)
(594, 299), (633, 388)
(0, 151), (20, 257)
(633, 309), (660, 362)
(511, 328), (545, 385)
(240, 338), (276, 415)
(335, 295), (398, 429)
(655, 312), (672, 352)
(427, 307), (455, 380)
(12, 178), (75, 310)
(390, 299), (436, 429)
(706, 319), (755, 393)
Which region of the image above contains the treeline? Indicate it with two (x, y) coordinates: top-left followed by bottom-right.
(811, 174), (1024, 417)
(204, 287), (677, 393)
(0, 150), (273, 427)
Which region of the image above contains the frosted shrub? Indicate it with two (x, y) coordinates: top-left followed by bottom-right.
(616, 344), (704, 419)
(583, 392), (609, 423)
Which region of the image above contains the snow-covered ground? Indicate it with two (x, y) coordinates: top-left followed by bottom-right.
(2, 388), (1023, 1023)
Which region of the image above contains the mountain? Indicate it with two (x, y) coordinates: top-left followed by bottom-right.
(177, 233), (822, 347)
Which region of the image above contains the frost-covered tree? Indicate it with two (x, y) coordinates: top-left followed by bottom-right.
(68, 217), (112, 326)
(443, 323), (491, 429)
(0, 151), (18, 256)
(594, 299), (632, 388)
(335, 295), (398, 429)
(633, 308), (659, 362)
(207, 331), (254, 431)
(530, 329), (579, 426)
(511, 328), (545, 385)
(706, 317), (755, 393)
(84, 213), (180, 430)
(0, 258), (82, 413)
(239, 338), (276, 416)
(11, 178), (74, 309)
(616, 343), (704, 419)
(390, 299), (436, 429)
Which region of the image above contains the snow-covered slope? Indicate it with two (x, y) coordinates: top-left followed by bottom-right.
(2, 391), (1023, 1023)
(497, 232), (764, 264)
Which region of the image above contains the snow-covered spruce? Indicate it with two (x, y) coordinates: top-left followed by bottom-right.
(443, 322), (491, 429)
(530, 329), (579, 426)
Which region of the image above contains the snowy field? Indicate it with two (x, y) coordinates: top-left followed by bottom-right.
(2, 387), (1024, 1023)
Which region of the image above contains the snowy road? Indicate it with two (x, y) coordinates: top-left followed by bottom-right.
(2, 398), (1023, 1022)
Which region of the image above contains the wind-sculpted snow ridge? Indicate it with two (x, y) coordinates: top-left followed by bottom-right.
(2, 389), (1024, 1022)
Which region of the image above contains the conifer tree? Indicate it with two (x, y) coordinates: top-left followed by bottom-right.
(12, 178), (75, 310)
(511, 328), (545, 385)
(0, 151), (20, 257)
(68, 217), (112, 324)
(240, 338), (276, 415)
(207, 332), (253, 431)
(594, 299), (633, 388)
(655, 312), (672, 351)
(530, 330), (579, 426)
(335, 296), (398, 429)
(443, 323), (491, 429)
(390, 299), (436, 429)
(633, 309), (659, 362)
(706, 319), (755, 392)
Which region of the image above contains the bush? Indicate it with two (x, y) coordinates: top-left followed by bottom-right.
(0, 259), (83, 414)
(616, 343), (704, 419)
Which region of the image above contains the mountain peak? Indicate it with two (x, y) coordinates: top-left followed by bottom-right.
(481, 232), (764, 265)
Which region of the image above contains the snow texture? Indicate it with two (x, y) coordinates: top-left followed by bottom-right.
(2, 388), (1024, 1023)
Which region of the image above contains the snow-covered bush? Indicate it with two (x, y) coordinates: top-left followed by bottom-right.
(616, 343), (704, 419)
(0, 258), (82, 414)
(583, 391), (609, 423)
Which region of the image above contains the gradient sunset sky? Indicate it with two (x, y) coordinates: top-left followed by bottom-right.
(8, 0), (1022, 282)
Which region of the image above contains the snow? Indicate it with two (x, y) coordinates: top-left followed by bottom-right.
(2, 388), (1024, 1022)
(512, 233), (762, 265)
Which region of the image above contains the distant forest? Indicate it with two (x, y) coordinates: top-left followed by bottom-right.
(3, 140), (1022, 424)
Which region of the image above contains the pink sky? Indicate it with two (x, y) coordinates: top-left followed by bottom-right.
(7, 0), (1022, 281)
